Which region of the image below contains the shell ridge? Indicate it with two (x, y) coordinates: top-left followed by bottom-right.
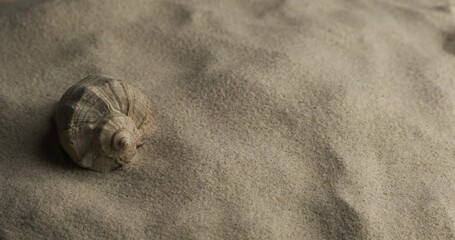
(107, 80), (129, 114)
(98, 81), (121, 112)
(126, 87), (153, 134)
(119, 82), (131, 115)
(86, 85), (117, 113)
(109, 81), (123, 112)
(65, 86), (111, 128)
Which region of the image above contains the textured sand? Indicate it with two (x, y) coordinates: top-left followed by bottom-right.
(1, 0), (455, 239)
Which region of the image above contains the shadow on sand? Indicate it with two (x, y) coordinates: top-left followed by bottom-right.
(40, 116), (80, 170)
(443, 31), (455, 56)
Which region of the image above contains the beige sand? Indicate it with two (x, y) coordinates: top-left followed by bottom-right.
(1, 0), (455, 239)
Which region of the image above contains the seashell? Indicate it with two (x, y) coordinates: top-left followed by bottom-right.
(53, 75), (154, 172)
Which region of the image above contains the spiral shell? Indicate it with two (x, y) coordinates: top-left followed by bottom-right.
(54, 75), (153, 172)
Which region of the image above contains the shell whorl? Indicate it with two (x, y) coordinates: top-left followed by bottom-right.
(54, 75), (153, 172)
(96, 113), (138, 164)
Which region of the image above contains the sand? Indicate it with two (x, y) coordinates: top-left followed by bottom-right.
(1, 0), (455, 239)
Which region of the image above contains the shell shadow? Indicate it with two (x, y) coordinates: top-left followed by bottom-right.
(40, 115), (80, 170)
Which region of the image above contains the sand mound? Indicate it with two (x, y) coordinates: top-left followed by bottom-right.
(1, 0), (455, 239)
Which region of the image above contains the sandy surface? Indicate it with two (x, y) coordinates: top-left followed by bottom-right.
(1, 0), (455, 239)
